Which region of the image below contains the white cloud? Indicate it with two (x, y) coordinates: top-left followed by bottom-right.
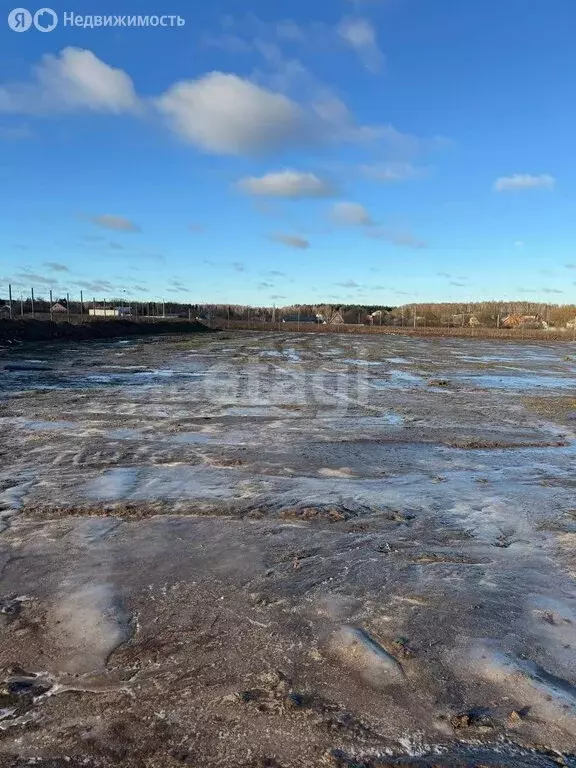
(270, 233), (310, 249)
(494, 174), (555, 192)
(331, 201), (374, 226)
(155, 71), (407, 157)
(238, 169), (336, 198)
(360, 162), (430, 181)
(0, 47), (139, 114)
(155, 72), (308, 155)
(43, 261), (70, 272)
(337, 18), (384, 73)
(0, 46), (442, 166)
(89, 214), (141, 232)
(513, 240), (525, 248)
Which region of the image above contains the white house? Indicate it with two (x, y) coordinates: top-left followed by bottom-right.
(88, 307), (131, 317)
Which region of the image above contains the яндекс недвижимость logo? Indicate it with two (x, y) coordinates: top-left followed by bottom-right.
(8, 7), (58, 31)
(7, 9), (185, 30)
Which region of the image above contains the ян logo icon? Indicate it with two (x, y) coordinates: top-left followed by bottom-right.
(8, 8), (32, 31)
(34, 7), (57, 31)
(7, 7), (58, 31)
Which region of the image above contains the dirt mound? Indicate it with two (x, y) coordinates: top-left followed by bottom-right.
(0, 318), (213, 344)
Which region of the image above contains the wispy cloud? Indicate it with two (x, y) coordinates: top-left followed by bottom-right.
(331, 201), (374, 226)
(169, 279), (188, 291)
(494, 174), (555, 192)
(237, 169), (336, 198)
(232, 262), (246, 272)
(337, 17), (385, 73)
(73, 279), (115, 294)
(269, 233), (310, 249)
(88, 214), (141, 232)
(335, 279), (361, 288)
(43, 261), (69, 272)
(15, 272), (54, 286)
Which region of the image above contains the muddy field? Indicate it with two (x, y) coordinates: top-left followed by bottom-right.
(1, 331), (576, 768)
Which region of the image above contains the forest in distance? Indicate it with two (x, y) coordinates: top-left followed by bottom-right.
(2, 294), (576, 329)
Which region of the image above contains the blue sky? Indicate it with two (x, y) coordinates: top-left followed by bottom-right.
(1, 0), (575, 306)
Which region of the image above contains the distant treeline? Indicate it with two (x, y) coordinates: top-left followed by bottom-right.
(1, 296), (575, 328)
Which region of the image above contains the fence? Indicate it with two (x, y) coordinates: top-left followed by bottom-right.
(222, 319), (576, 342)
(0, 286), (197, 324)
(2, 285), (576, 342)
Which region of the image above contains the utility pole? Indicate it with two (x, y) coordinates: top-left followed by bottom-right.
(80, 290), (84, 319)
(8, 284), (12, 319)
(31, 288), (35, 319)
(50, 289), (53, 322)
(67, 293), (70, 322)
(20, 294), (24, 317)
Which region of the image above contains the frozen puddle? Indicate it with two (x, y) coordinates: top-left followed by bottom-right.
(372, 370), (425, 387)
(322, 413), (404, 428)
(454, 373), (576, 390)
(0, 418), (78, 432)
(47, 584), (132, 674)
(86, 465), (241, 502)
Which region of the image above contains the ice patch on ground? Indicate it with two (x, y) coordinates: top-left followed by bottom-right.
(48, 583), (132, 674)
(463, 644), (576, 733)
(328, 626), (406, 688)
(87, 467), (138, 500)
